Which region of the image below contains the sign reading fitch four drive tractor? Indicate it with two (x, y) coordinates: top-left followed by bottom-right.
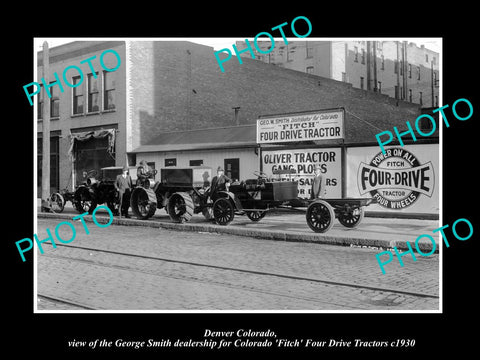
(256, 109), (344, 144)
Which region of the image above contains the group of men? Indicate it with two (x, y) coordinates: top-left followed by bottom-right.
(114, 162), (325, 218)
(114, 160), (151, 218)
(114, 162), (234, 218)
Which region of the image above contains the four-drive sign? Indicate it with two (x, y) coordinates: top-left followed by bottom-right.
(257, 109), (344, 144)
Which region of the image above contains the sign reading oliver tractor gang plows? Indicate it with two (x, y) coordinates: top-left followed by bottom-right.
(257, 109), (344, 144)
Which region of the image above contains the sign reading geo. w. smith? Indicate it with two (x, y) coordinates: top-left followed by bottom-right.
(257, 109), (344, 144)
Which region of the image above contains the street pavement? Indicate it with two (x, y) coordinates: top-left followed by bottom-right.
(38, 204), (441, 252)
(36, 217), (440, 311)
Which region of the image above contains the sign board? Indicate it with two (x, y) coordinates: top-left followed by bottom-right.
(257, 109), (344, 144)
(346, 144), (439, 214)
(262, 148), (342, 199)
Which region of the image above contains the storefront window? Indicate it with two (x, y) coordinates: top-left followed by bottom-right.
(75, 136), (115, 185)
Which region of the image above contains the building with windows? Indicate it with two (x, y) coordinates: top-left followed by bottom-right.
(237, 40), (439, 108)
(36, 40), (438, 217)
(37, 41), (125, 195)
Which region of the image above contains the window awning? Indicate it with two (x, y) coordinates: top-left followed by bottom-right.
(68, 128), (116, 161)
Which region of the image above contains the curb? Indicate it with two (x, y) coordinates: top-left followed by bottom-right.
(37, 212), (437, 253)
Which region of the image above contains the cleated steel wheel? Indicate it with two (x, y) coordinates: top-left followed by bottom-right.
(337, 206), (365, 228)
(167, 192), (194, 223)
(245, 210), (266, 222)
(306, 200), (335, 233)
(213, 197), (235, 226)
(131, 187), (157, 219)
(49, 193), (65, 213)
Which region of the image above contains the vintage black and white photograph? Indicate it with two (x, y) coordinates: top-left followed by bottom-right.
(31, 37), (442, 312)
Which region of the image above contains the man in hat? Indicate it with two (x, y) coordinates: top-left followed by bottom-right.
(137, 160), (152, 184)
(115, 166), (133, 218)
(311, 164), (325, 199)
(209, 166), (232, 199)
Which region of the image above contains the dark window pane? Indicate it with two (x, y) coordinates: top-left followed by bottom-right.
(189, 160), (203, 166)
(105, 90), (115, 110)
(73, 95), (84, 114)
(165, 158), (176, 167)
(51, 99), (59, 117)
(89, 93), (99, 112)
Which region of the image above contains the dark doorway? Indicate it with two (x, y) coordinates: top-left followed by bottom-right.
(224, 158), (239, 181)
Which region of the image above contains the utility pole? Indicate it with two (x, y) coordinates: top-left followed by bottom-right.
(372, 41), (378, 92)
(431, 59), (435, 107)
(396, 41), (400, 100)
(41, 41), (50, 212)
(402, 41), (407, 100)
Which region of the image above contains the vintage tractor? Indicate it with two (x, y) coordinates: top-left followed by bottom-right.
(211, 170), (299, 225)
(129, 166), (300, 226)
(130, 166), (213, 222)
(69, 167), (122, 215)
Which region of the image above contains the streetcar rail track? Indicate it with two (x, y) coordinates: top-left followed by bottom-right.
(37, 294), (97, 310)
(39, 242), (438, 300)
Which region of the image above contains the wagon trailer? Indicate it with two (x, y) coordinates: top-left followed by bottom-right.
(129, 166), (375, 233)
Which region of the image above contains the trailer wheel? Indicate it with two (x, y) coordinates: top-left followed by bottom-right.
(246, 211), (266, 222)
(49, 193), (65, 213)
(131, 187), (157, 219)
(306, 200), (335, 233)
(213, 197), (235, 225)
(337, 206), (364, 228)
(167, 192), (194, 223)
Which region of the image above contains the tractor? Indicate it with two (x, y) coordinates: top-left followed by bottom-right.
(129, 166), (299, 225)
(64, 167), (123, 215)
(130, 166), (213, 222)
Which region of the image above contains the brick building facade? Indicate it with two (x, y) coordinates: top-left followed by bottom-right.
(238, 40), (440, 108)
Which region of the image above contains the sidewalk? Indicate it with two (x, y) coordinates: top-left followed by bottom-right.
(36, 203), (441, 253)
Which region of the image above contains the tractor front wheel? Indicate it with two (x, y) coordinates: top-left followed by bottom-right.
(306, 200), (335, 233)
(213, 197), (235, 226)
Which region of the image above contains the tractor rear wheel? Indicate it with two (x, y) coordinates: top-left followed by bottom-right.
(167, 192), (194, 223)
(131, 187), (157, 219)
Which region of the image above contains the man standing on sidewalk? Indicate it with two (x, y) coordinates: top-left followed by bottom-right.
(311, 164), (325, 199)
(115, 166), (132, 218)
